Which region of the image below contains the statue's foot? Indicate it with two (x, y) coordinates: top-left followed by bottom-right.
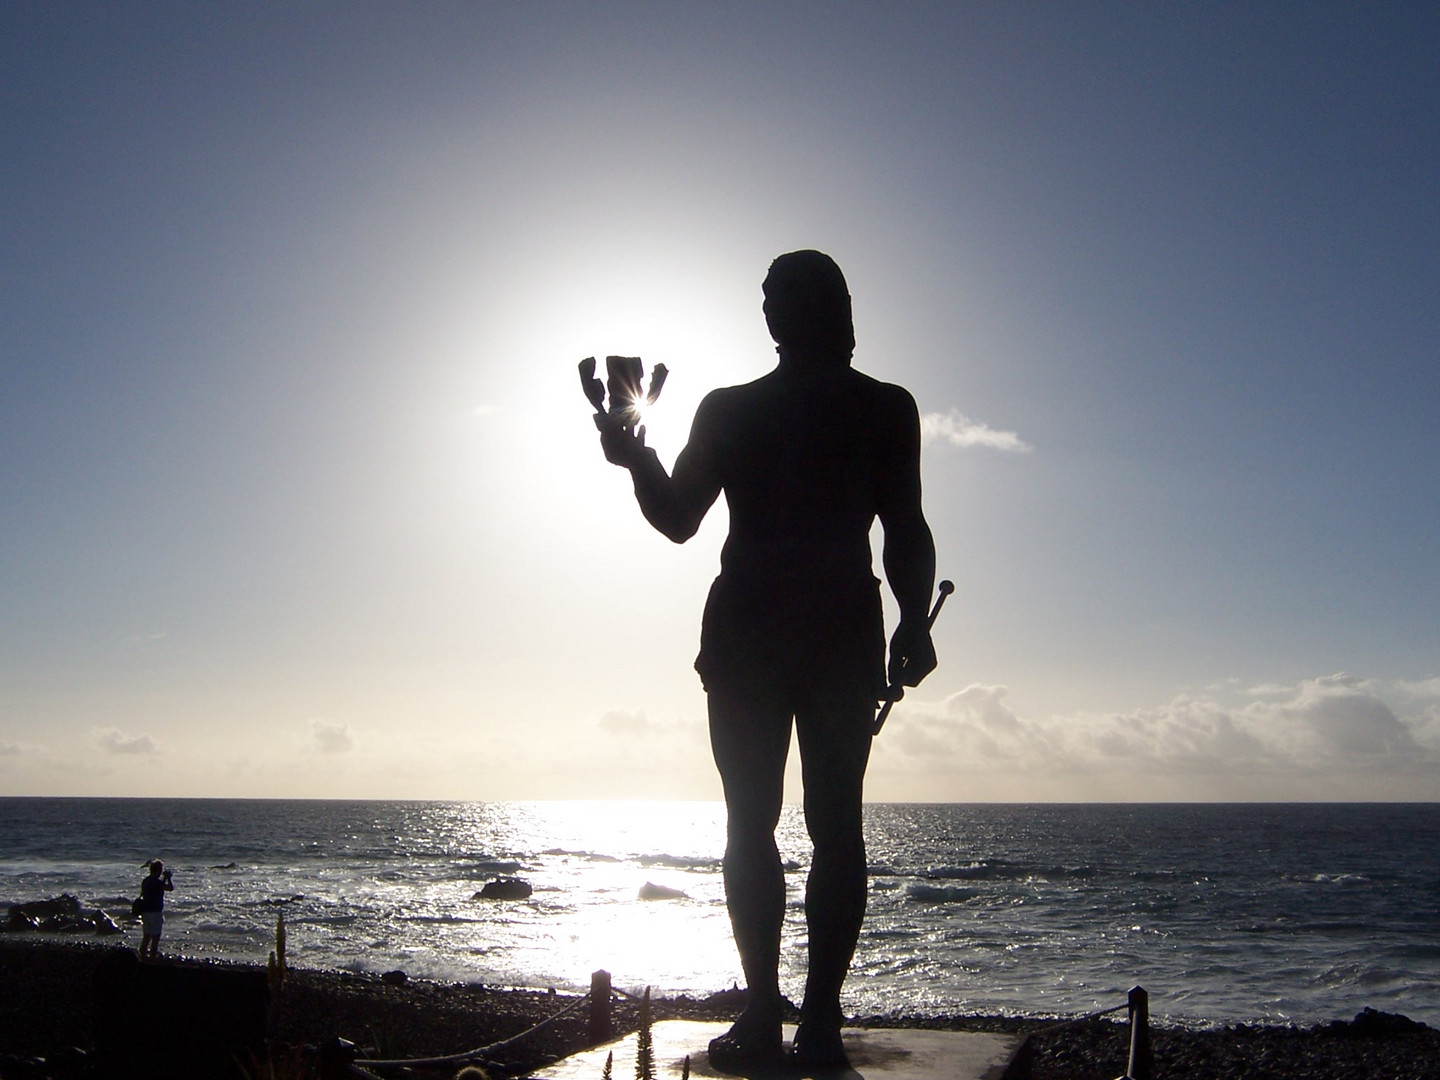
(789, 1018), (849, 1071)
(707, 1010), (783, 1074)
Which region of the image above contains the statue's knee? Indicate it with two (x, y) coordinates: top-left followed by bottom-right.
(726, 815), (781, 858)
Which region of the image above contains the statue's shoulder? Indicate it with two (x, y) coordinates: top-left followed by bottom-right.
(846, 367), (919, 418)
(697, 372), (774, 415)
(689, 381), (759, 449)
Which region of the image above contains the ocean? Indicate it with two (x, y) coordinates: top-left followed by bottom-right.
(2, 799), (1437, 1028)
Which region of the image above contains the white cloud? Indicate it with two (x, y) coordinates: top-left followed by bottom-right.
(1270, 674), (1417, 758)
(877, 674), (1440, 781)
(920, 409), (1032, 452)
(94, 728), (158, 755)
(473, 404), (500, 416)
(310, 719), (355, 754)
(0, 741), (19, 756)
(598, 708), (650, 736)
(1243, 683), (1294, 698)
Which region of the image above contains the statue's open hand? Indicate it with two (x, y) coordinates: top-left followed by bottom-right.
(596, 410), (653, 470)
(887, 620), (937, 688)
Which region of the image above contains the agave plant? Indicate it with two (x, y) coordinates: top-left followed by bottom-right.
(634, 987), (654, 1080)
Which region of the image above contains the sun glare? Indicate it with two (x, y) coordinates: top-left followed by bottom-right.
(453, 246), (772, 557)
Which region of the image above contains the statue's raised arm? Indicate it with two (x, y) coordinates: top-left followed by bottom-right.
(585, 354), (721, 543)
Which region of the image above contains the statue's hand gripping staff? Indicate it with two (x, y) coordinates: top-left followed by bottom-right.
(872, 579), (954, 737)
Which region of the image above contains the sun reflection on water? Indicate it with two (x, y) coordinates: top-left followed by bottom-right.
(448, 802), (744, 993)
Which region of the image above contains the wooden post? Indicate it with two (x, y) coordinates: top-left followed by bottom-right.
(1125, 985), (1153, 1080)
(589, 969), (615, 1045)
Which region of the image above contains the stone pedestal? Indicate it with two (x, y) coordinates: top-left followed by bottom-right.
(529, 1019), (1026, 1080)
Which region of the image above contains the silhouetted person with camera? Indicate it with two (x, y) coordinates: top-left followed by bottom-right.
(137, 859), (173, 961)
(596, 250), (936, 1071)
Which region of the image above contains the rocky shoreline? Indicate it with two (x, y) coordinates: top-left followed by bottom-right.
(1, 939), (1437, 1079)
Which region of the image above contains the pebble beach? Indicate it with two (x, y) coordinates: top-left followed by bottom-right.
(2, 939), (1438, 1080)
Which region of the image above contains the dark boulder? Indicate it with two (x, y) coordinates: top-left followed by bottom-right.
(7, 894), (82, 929)
(638, 881), (687, 901)
(475, 878), (532, 900)
(1327, 1008), (1430, 1038)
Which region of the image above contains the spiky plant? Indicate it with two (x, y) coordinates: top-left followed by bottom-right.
(634, 988), (653, 1080)
(601, 1050), (613, 1080)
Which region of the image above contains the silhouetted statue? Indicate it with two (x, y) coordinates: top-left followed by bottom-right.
(592, 250), (936, 1072)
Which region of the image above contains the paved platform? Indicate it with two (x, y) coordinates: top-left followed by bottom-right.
(529, 1020), (1025, 1080)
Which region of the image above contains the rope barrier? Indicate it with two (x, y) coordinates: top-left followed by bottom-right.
(355, 988), (593, 1072)
(1036, 1000), (1129, 1032)
(336, 975), (1148, 1080)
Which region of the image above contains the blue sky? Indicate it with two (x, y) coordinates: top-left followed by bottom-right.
(3, 3), (1437, 799)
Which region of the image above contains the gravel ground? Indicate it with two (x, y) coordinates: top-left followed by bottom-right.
(2, 939), (1437, 1079)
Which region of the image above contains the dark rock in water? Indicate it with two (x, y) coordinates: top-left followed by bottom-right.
(703, 985), (749, 1011)
(475, 878), (532, 900)
(1328, 1007), (1429, 1038)
(93, 910), (123, 936)
(93, 947), (268, 1078)
(212, 862), (240, 869)
(8, 895), (82, 929)
(381, 969), (408, 986)
(638, 881), (687, 901)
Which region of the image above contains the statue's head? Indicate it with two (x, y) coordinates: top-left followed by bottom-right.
(762, 250), (855, 363)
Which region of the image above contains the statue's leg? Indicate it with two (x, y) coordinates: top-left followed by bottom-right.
(707, 683), (792, 1064)
(793, 697), (873, 1065)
